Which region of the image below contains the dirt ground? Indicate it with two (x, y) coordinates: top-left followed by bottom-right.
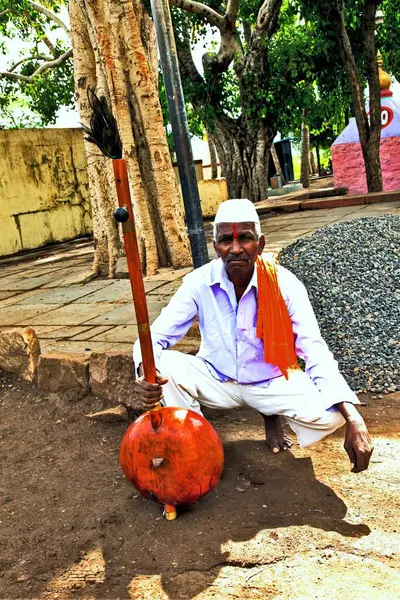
(1, 371), (399, 600)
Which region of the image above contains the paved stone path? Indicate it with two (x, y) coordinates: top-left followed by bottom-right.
(0, 200), (398, 354)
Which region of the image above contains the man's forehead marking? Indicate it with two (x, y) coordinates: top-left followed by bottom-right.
(217, 221), (256, 231)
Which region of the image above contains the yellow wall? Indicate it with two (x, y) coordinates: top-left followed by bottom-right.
(172, 162), (229, 217)
(0, 128), (229, 257)
(198, 179), (229, 218)
(0, 128), (92, 256)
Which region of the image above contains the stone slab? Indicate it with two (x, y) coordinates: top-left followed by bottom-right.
(0, 291), (19, 300)
(147, 280), (182, 296)
(39, 340), (118, 354)
(32, 325), (94, 339)
(0, 304), (61, 327)
(28, 303), (114, 326)
(256, 200), (302, 214)
(17, 286), (100, 305)
(45, 270), (98, 288)
(0, 272), (62, 291)
(70, 325), (114, 340)
(142, 267), (192, 283)
(0, 289), (47, 308)
(266, 230), (314, 241)
(300, 196), (365, 210)
(73, 280), (132, 304)
(308, 186), (348, 198)
(73, 280), (167, 304)
(89, 325), (138, 343)
(103, 342), (133, 352)
(83, 301), (168, 326)
(271, 224), (316, 232)
(0, 263), (35, 278)
(0, 265), (64, 281)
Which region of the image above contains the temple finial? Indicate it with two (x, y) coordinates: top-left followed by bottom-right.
(377, 51), (392, 91)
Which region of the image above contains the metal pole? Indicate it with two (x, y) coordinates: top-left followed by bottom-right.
(150, 0), (209, 268)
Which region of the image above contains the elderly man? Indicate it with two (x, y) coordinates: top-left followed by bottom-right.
(134, 199), (373, 472)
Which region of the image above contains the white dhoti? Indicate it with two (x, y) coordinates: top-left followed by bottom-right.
(158, 350), (346, 448)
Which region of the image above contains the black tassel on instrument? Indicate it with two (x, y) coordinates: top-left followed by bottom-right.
(81, 87), (123, 159)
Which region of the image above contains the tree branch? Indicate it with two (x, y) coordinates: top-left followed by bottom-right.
(28, 1), (70, 34)
(169, 0), (227, 31)
(256, 0), (283, 37)
(226, 0), (238, 28)
(0, 9), (10, 18)
(364, 1), (381, 141)
(8, 54), (53, 72)
(0, 49), (73, 82)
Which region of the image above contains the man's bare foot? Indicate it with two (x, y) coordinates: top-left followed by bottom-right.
(262, 415), (293, 454)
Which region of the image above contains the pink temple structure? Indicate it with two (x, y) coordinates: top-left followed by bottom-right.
(332, 57), (400, 195)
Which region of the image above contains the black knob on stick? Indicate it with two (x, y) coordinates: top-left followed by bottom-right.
(114, 206), (130, 223)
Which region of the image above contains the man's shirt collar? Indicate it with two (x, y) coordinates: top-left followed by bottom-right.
(209, 258), (258, 295)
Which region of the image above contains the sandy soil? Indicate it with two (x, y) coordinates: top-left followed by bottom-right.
(0, 371), (399, 600)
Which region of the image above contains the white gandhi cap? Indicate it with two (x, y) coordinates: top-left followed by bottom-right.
(213, 199), (261, 239)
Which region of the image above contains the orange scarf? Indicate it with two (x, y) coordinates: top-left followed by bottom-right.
(256, 254), (299, 379)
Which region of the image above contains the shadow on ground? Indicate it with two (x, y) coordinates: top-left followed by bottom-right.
(2, 373), (398, 599)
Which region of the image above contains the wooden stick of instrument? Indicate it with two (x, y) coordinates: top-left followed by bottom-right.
(112, 159), (157, 386)
(113, 160), (176, 522)
(82, 88), (176, 521)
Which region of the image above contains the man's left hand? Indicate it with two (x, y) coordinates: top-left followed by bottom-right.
(344, 416), (374, 473)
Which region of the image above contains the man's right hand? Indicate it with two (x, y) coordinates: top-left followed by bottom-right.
(136, 364), (168, 410)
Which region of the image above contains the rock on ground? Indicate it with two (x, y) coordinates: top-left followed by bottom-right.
(280, 215), (400, 394)
(37, 352), (90, 401)
(86, 404), (129, 422)
(89, 351), (140, 409)
(0, 328), (40, 382)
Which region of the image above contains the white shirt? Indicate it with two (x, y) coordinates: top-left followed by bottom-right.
(133, 258), (359, 408)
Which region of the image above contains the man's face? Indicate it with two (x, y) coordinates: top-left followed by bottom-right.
(213, 222), (265, 282)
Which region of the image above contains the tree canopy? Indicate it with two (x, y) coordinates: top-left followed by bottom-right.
(0, 0), (73, 127)
(2, 0), (400, 193)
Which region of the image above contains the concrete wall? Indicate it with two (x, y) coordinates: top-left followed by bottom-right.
(333, 137), (400, 195)
(0, 128), (92, 257)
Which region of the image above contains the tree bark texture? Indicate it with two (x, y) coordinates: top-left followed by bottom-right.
(173, 0), (282, 203)
(363, 0), (383, 192)
(309, 151), (317, 175)
(69, 0), (191, 276)
(207, 133), (218, 179)
(271, 143), (284, 181)
(212, 116), (273, 201)
(300, 122), (310, 188)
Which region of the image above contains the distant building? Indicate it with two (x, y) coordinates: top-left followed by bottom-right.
(331, 55), (400, 195)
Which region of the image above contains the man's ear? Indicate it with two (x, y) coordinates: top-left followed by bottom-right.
(258, 235), (265, 254)
(213, 240), (219, 257)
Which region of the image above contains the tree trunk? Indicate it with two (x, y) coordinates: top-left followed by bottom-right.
(309, 150), (317, 175)
(363, 0), (383, 192)
(335, 3), (382, 193)
(315, 141), (321, 175)
(69, 0), (191, 276)
(300, 122), (310, 188)
(270, 143), (284, 182)
(207, 133), (218, 179)
(212, 118), (273, 202)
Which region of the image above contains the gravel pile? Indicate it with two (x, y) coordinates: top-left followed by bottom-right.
(279, 215), (399, 394)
